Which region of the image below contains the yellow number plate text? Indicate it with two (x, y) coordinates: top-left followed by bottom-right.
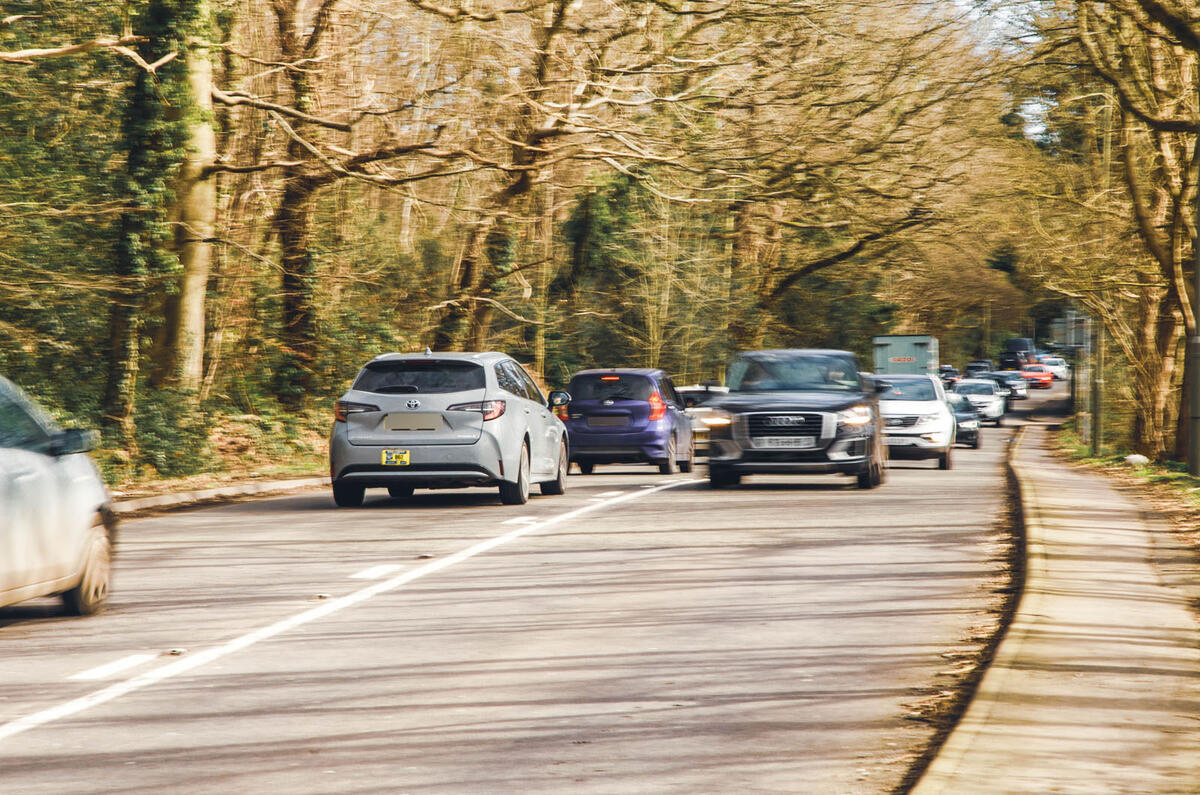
(381, 449), (410, 466)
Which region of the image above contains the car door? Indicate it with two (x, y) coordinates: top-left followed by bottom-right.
(510, 362), (558, 478)
(0, 396), (60, 593)
(661, 377), (691, 454)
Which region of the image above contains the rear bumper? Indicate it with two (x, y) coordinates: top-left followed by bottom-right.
(330, 426), (505, 487)
(567, 426), (671, 462)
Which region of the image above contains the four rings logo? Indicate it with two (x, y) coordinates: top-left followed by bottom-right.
(764, 415), (808, 427)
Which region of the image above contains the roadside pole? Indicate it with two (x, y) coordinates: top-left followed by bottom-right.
(1092, 321), (1104, 456)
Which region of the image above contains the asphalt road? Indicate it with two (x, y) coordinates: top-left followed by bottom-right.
(0, 387), (1062, 794)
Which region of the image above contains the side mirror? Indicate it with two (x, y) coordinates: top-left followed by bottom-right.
(873, 380), (892, 394)
(701, 380), (719, 389)
(548, 390), (571, 408)
(51, 428), (97, 456)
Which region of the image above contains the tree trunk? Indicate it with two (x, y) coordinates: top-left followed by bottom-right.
(274, 178), (319, 404)
(170, 40), (217, 392)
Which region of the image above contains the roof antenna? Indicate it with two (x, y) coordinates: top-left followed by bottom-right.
(424, 346), (433, 357)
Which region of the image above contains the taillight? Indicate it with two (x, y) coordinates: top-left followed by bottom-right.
(554, 404), (569, 421)
(648, 391), (666, 421)
(448, 400), (506, 420)
(334, 400), (380, 422)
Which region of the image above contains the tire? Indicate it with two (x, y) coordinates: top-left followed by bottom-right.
(62, 525), (112, 616)
(500, 442), (531, 505)
(856, 454), (885, 489)
(708, 465), (741, 489)
(972, 434), (982, 450)
(388, 484), (414, 500)
(938, 447), (953, 470)
(541, 442), (568, 496)
(658, 437), (679, 475)
(994, 415), (1004, 427)
(577, 461), (595, 475)
(332, 481), (365, 507)
(679, 437), (695, 473)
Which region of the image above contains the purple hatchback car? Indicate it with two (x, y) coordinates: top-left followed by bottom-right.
(564, 369), (694, 474)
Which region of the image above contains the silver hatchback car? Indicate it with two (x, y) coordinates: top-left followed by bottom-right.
(329, 351), (571, 506)
(1, 375), (115, 615)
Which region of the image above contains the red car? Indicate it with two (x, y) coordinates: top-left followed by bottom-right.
(1020, 364), (1053, 389)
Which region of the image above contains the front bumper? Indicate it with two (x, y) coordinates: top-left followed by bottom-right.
(707, 412), (876, 475)
(882, 429), (952, 458)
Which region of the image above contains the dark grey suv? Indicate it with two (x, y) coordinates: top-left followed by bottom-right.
(703, 350), (888, 489)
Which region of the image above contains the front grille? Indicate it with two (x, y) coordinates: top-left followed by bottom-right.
(884, 416), (919, 428)
(747, 413), (823, 437)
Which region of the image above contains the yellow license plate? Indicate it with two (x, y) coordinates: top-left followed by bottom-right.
(381, 449), (410, 466)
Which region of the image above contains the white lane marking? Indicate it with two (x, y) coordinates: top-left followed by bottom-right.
(349, 564), (405, 580)
(68, 654), (158, 682)
(596, 491), (625, 497)
(501, 515), (537, 525)
(0, 480), (690, 743)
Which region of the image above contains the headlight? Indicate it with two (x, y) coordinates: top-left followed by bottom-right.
(961, 420), (980, 429)
(700, 410), (733, 427)
(918, 411), (944, 424)
(837, 405), (872, 426)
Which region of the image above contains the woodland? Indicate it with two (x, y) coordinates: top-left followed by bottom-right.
(0, 0), (1197, 480)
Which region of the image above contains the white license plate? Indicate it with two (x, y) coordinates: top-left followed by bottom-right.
(754, 436), (816, 449)
(384, 413), (442, 431)
(884, 436), (914, 446)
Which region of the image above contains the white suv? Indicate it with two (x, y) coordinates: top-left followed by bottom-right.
(876, 373), (956, 470)
(953, 378), (1006, 426)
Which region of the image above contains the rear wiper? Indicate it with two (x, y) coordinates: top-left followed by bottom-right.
(374, 384), (419, 394)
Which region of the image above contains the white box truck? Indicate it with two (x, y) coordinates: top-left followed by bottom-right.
(872, 335), (939, 376)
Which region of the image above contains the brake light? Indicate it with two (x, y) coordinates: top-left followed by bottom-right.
(554, 404), (569, 421)
(648, 391), (666, 421)
(600, 375), (620, 381)
(334, 400), (380, 422)
(448, 400), (506, 420)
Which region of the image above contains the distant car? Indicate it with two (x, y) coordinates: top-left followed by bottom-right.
(953, 378), (1006, 425)
(564, 369), (693, 474)
(877, 373), (956, 469)
(677, 384), (730, 458)
(703, 349), (888, 489)
(1020, 364), (1054, 389)
(946, 393), (981, 449)
(984, 371), (1029, 401)
(329, 351), (571, 506)
(1042, 357), (1070, 380)
(997, 352), (1027, 371)
(964, 360), (992, 377)
(938, 365), (962, 389)
(0, 375), (115, 615)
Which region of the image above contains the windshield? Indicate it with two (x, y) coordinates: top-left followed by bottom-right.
(568, 374), (654, 401)
(879, 379), (937, 401)
(727, 353), (860, 392)
(353, 360), (485, 394)
(957, 383), (995, 395)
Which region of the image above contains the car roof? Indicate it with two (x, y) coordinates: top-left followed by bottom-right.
(369, 351), (511, 364)
(879, 373), (935, 381)
(571, 368), (663, 378)
(958, 378), (996, 385)
(738, 348), (856, 358)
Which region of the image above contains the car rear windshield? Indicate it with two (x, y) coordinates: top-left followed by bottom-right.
(353, 360), (485, 394)
(957, 383), (995, 395)
(727, 353), (860, 392)
(879, 379), (937, 401)
(569, 374), (654, 401)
